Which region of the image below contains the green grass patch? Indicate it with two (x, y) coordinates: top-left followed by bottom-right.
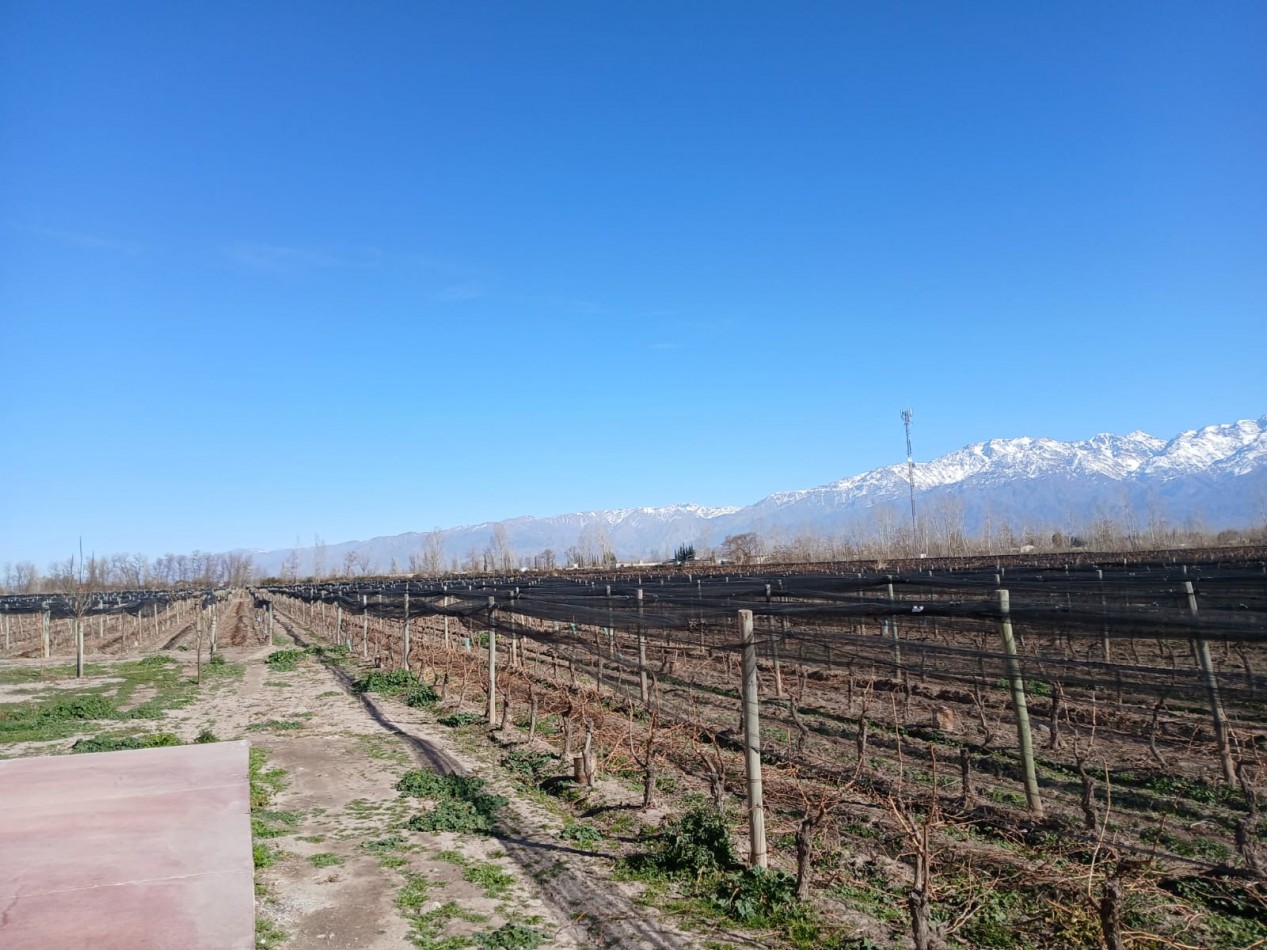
(501, 750), (556, 784)
(397, 769), (507, 835)
(622, 806), (739, 879)
(249, 747), (288, 809)
(473, 923), (544, 950)
(253, 843), (281, 869)
(247, 719), (305, 732)
(265, 649), (307, 672)
(252, 810), (302, 840)
(463, 862), (515, 898)
(71, 730), (181, 753)
(0, 694), (120, 743)
(396, 874), (432, 912)
(0, 656), (210, 744)
(559, 821), (603, 848)
(255, 915), (287, 949)
(361, 834), (409, 855)
(308, 852), (344, 868)
(310, 643), (353, 661)
(353, 668), (421, 696)
(250, 747), (291, 877)
(402, 898), (489, 950)
(437, 711), (483, 728)
(403, 684), (440, 708)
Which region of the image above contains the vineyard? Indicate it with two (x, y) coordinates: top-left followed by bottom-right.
(2, 550), (1266, 948)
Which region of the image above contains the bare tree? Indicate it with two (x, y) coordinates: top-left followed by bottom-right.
(312, 534), (327, 579)
(720, 532), (762, 565)
(424, 530), (445, 574)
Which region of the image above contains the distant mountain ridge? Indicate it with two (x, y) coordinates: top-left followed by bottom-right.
(246, 416), (1267, 575)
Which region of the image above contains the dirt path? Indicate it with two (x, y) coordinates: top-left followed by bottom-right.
(153, 601), (695, 950)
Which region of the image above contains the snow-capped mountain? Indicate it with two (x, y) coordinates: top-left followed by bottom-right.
(249, 416), (1267, 574)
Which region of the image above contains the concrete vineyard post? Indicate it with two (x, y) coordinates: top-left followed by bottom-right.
(403, 587), (411, 671)
(887, 578), (902, 672)
(362, 595), (368, 657)
(75, 617), (84, 678)
(41, 607), (50, 660)
(997, 590), (1042, 816)
(1098, 569), (1110, 663)
(637, 588), (649, 704)
(486, 596), (497, 727)
(766, 584), (784, 698)
(267, 602), (274, 647)
(739, 609), (768, 869)
(1185, 581), (1236, 783)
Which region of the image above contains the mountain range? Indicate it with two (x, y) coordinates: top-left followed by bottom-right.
(247, 416), (1267, 575)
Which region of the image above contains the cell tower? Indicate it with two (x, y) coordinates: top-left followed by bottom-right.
(901, 409), (917, 544)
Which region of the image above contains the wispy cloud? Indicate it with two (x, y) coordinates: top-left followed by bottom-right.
(226, 242), (383, 272)
(22, 224), (140, 256)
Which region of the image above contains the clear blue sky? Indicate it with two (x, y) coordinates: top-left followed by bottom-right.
(2, 2), (1264, 568)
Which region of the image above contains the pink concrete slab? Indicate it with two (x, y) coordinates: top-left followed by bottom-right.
(0, 740), (255, 950)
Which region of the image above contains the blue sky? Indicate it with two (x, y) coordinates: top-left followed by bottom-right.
(2, 2), (1264, 567)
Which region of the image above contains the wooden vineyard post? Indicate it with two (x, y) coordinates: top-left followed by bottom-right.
(637, 588), (649, 704)
(403, 587), (411, 671)
(739, 609), (768, 869)
(1185, 581), (1236, 783)
(997, 590), (1043, 817)
(486, 596), (498, 728)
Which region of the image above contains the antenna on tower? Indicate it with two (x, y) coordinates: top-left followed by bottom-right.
(901, 409), (917, 547)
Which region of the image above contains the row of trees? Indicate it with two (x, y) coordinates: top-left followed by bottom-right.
(8, 504), (1264, 593)
(0, 549), (257, 594)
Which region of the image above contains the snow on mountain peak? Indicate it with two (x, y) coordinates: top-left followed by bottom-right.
(776, 416), (1267, 505)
